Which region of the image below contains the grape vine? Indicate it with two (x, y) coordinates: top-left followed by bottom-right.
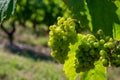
(48, 0), (120, 80)
(48, 17), (120, 80)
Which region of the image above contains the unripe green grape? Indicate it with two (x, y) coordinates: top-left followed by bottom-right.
(93, 42), (99, 48)
(117, 55), (120, 58)
(49, 25), (56, 30)
(67, 17), (73, 22)
(102, 59), (109, 67)
(104, 43), (108, 49)
(56, 27), (62, 32)
(100, 56), (103, 60)
(57, 17), (61, 21)
(100, 39), (105, 45)
(99, 49), (107, 56)
(48, 41), (52, 47)
(49, 31), (54, 36)
(87, 38), (94, 44)
(109, 38), (113, 42)
(69, 26), (75, 30)
(88, 34), (96, 40)
(106, 42), (114, 49)
(97, 29), (104, 35)
(57, 17), (65, 25)
(105, 36), (110, 42)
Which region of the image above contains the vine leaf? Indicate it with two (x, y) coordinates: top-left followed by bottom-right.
(63, 36), (82, 80)
(64, 0), (120, 38)
(63, 0), (91, 30)
(80, 61), (106, 80)
(0, 0), (17, 23)
(113, 1), (120, 40)
(86, 0), (120, 36)
(63, 46), (78, 80)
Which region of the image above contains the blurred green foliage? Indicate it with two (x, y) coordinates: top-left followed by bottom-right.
(0, 0), (70, 44)
(11, 0), (68, 26)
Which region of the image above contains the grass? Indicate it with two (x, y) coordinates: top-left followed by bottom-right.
(0, 48), (67, 80)
(0, 22), (68, 80)
(17, 35), (49, 47)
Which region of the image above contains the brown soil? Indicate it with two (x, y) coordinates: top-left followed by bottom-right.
(0, 40), (54, 61)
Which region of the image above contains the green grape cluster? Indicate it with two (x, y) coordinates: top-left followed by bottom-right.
(97, 29), (113, 67)
(48, 17), (77, 64)
(75, 34), (100, 73)
(97, 30), (120, 67)
(48, 16), (120, 73)
(74, 29), (120, 73)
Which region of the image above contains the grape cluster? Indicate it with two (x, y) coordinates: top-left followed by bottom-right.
(48, 16), (120, 73)
(97, 30), (120, 67)
(75, 29), (120, 73)
(75, 34), (100, 73)
(48, 17), (77, 64)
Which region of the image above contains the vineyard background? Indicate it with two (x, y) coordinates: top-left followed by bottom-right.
(0, 0), (120, 80)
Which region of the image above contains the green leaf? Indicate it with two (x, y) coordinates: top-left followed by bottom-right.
(64, 0), (120, 37)
(0, 0), (17, 23)
(86, 0), (120, 36)
(80, 61), (106, 80)
(63, 45), (78, 80)
(63, 34), (83, 80)
(64, 0), (91, 30)
(113, 1), (120, 40)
